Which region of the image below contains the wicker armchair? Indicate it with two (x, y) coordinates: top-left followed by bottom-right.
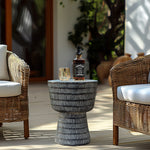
(110, 54), (150, 145)
(0, 51), (30, 139)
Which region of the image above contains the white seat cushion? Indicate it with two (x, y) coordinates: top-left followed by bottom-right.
(117, 84), (150, 104)
(0, 45), (9, 80)
(0, 81), (21, 97)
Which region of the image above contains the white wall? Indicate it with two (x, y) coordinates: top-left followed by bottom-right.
(53, 0), (81, 79)
(125, 0), (150, 59)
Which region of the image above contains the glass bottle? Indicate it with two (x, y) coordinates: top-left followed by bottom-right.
(73, 46), (85, 80)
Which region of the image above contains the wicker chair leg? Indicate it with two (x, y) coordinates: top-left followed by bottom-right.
(113, 125), (119, 145)
(24, 119), (29, 139)
(0, 123), (2, 127)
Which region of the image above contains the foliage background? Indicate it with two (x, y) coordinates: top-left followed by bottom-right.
(60, 0), (125, 78)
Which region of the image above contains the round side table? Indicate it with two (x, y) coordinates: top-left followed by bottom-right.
(48, 80), (97, 146)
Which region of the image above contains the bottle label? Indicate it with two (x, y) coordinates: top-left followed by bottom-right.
(73, 63), (84, 77)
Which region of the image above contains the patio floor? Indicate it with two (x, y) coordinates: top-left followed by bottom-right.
(0, 82), (150, 149)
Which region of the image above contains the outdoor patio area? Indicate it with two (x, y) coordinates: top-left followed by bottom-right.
(0, 82), (150, 149)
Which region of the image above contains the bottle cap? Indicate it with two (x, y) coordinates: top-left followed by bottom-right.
(76, 46), (83, 56)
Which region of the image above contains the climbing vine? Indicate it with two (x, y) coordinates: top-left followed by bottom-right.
(60, 0), (125, 78)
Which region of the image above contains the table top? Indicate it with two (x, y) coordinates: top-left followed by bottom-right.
(48, 79), (98, 83)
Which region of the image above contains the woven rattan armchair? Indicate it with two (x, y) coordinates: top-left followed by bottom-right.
(110, 54), (150, 145)
(0, 51), (30, 139)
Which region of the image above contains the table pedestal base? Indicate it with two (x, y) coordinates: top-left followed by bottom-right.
(55, 112), (90, 146)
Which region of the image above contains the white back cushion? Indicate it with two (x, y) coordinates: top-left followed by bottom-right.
(0, 45), (9, 80)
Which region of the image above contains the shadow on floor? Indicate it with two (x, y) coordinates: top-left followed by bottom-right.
(0, 129), (150, 150)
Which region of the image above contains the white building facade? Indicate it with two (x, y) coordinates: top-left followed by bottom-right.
(125, 0), (150, 59)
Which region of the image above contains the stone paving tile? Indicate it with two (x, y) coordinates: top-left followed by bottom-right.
(0, 128), (55, 141)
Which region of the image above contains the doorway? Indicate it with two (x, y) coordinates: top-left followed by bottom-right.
(4, 0), (53, 81)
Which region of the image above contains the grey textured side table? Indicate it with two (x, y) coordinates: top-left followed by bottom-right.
(48, 80), (97, 146)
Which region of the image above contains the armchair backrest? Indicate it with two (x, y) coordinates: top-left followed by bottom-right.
(7, 51), (30, 89)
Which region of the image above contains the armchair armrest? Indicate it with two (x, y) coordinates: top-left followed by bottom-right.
(110, 55), (150, 86)
(110, 55), (150, 100)
(7, 51), (30, 96)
